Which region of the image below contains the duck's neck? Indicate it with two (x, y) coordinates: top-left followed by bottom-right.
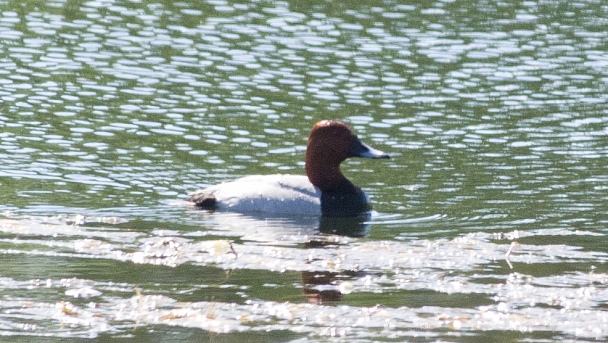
(306, 162), (352, 191)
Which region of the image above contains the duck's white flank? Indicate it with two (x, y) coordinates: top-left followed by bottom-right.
(191, 174), (322, 215)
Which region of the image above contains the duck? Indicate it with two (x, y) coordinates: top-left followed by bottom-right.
(188, 120), (390, 217)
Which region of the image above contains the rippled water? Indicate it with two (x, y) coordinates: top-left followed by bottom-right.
(0, 0), (607, 341)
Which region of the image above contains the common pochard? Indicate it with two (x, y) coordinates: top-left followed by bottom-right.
(188, 120), (390, 217)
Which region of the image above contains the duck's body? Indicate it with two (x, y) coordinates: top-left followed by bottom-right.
(188, 120), (389, 217)
(189, 174), (322, 215)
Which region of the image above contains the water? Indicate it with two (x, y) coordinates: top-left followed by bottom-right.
(0, 0), (607, 341)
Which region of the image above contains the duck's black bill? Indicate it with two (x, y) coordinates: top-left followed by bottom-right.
(352, 137), (391, 159)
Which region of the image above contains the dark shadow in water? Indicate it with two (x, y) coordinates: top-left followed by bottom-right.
(318, 212), (372, 237)
(188, 206), (372, 239)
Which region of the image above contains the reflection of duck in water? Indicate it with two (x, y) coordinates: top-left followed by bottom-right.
(302, 238), (369, 304)
(302, 271), (346, 304)
(188, 120), (390, 217)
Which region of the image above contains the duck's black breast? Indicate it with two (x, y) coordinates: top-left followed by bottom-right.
(320, 184), (371, 217)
